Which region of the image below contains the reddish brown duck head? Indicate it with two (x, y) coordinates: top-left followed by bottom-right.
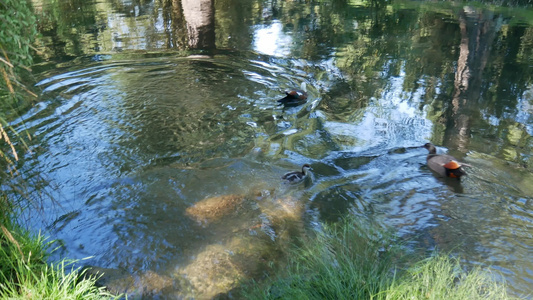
(423, 143), (468, 180)
(277, 89), (308, 105)
(277, 83), (308, 106)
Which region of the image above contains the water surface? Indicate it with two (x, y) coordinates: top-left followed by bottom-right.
(13, 0), (533, 297)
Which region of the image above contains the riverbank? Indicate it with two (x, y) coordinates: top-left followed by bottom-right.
(0, 210), (120, 299)
(0, 210), (521, 299)
(240, 217), (520, 300)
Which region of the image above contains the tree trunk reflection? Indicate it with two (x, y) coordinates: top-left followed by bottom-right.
(445, 7), (501, 152)
(181, 0), (215, 49)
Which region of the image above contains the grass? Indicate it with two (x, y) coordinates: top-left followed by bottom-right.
(381, 255), (511, 300)
(241, 217), (519, 300)
(0, 211), (120, 299)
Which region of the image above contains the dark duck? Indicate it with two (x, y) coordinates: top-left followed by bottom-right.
(282, 164), (312, 184)
(277, 83), (308, 107)
(423, 143), (469, 180)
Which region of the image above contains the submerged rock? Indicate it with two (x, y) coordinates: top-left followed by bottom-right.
(185, 194), (247, 225)
(176, 185), (309, 298)
(82, 266), (173, 298)
(84, 189), (307, 298)
(185, 187), (275, 226)
(175, 235), (277, 299)
(178, 243), (244, 298)
(257, 195), (306, 245)
(82, 266), (134, 296)
(135, 270), (174, 297)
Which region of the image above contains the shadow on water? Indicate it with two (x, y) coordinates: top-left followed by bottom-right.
(10, 0), (533, 298)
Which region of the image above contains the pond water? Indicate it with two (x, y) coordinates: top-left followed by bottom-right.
(11, 0), (533, 298)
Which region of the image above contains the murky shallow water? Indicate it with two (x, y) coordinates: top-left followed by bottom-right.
(10, 0), (533, 298)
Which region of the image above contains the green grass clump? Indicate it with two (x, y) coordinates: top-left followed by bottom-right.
(242, 218), (401, 299)
(0, 214), (119, 299)
(382, 255), (511, 300)
(242, 217), (518, 300)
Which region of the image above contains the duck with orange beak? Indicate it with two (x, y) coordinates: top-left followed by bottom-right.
(423, 143), (470, 180)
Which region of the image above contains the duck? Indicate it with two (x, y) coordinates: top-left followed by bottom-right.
(282, 164), (312, 184)
(277, 83), (308, 106)
(277, 89), (308, 106)
(422, 143), (468, 180)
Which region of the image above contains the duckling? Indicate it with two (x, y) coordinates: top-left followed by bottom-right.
(423, 143), (468, 180)
(282, 164), (312, 184)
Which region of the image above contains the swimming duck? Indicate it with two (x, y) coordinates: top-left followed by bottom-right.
(277, 83), (308, 106)
(282, 164), (312, 184)
(277, 89), (308, 106)
(423, 143), (468, 180)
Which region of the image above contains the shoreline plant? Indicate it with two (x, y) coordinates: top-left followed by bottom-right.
(241, 216), (520, 300)
(0, 210), (120, 299)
